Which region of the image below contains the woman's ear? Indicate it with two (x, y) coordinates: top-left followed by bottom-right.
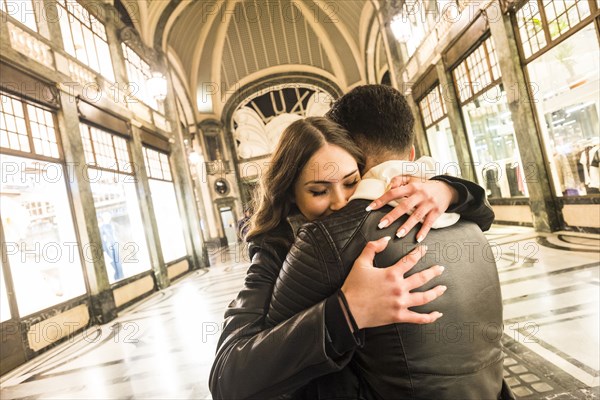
(409, 146), (416, 161)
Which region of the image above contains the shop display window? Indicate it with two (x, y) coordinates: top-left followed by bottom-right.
(1, 95), (87, 316)
(0, 155), (87, 316)
(526, 24), (599, 196)
(80, 123), (151, 283)
(461, 86), (529, 198)
(453, 38), (529, 199)
(143, 147), (187, 263)
(419, 84), (459, 174)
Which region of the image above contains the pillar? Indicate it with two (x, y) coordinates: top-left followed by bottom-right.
(488, 1), (562, 232)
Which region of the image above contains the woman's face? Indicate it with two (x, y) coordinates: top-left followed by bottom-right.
(293, 143), (360, 221)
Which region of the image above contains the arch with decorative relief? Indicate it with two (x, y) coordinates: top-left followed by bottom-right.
(224, 76), (341, 161)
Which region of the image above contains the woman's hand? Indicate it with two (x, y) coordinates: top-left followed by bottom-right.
(367, 176), (459, 242)
(341, 237), (446, 329)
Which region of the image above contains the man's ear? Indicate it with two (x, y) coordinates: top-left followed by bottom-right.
(409, 145), (416, 161)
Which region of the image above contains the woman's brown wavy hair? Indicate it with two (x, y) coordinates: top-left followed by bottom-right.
(245, 116), (364, 244)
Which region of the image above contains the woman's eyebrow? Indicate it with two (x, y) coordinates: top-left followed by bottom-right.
(304, 169), (358, 185)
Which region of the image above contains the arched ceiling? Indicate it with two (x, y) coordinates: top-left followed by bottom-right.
(127, 0), (385, 119)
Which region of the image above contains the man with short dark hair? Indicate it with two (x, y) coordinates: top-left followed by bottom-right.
(267, 85), (510, 398)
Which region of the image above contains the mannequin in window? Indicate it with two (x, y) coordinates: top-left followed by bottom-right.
(578, 145), (592, 188)
(554, 150), (577, 196)
(100, 212), (124, 281)
(589, 145), (600, 194)
(483, 165), (502, 198)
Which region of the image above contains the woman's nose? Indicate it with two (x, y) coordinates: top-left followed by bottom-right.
(329, 188), (348, 211)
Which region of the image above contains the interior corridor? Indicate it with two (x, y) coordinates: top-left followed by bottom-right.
(1, 227), (598, 400)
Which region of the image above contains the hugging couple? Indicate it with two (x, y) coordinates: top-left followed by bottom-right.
(210, 85), (514, 399)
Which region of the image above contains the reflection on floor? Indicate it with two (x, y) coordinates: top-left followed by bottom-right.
(1, 226), (599, 399)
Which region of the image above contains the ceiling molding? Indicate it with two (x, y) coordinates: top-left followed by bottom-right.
(366, 21), (381, 83)
(167, 46), (191, 96)
(159, 1), (194, 51)
(211, 0), (239, 116)
(147, 1), (176, 48)
(292, 0), (347, 89)
(312, 0), (365, 82)
(359, 1), (375, 55)
(190, 1), (226, 104)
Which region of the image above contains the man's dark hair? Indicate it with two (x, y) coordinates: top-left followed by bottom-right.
(326, 84), (415, 158)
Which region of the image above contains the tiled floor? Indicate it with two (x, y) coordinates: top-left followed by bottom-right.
(1, 226), (598, 399)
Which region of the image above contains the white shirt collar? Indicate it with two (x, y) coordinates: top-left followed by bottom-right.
(349, 157), (460, 229)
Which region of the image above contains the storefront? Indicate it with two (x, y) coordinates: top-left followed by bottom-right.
(514, 0), (600, 228)
(516, 1), (599, 196)
(452, 36), (529, 200)
(418, 83), (460, 175)
(1, 90), (88, 319)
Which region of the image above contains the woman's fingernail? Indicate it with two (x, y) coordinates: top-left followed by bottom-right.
(378, 219), (389, 229)
(440, 285), (447, 292)
(365, 202), (376, 212)
(382, 236), (392, 242)
(421, 245), (428, 252)
(416, 235), (425, 243)
(396, 228), (406, 238)
(435, 312), (444, 318)
(438, 266), (445, 273)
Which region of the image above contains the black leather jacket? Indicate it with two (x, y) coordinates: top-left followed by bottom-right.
(209, 176), (498, 399)
(267, 201), (506, 397)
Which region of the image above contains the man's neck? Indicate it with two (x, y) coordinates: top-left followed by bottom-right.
(363, 155), (408, 175)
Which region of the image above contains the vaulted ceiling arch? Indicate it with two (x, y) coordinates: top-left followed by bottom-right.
(126, 0), (384, 120)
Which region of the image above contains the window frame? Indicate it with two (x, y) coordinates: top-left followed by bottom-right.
(418, 83), (448, 129)
(55, 0), (115, 81)
(452, 36), (503, 105)
(0, 0), (38, 32)
(0, 92), (64, 163)
(512, 0), (600, 64)
(78, 122), (135, 177)
(0, 91), (90, 319)
(121, 43), (162, 112)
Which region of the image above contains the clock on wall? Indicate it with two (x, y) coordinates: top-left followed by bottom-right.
(214, 178), (230, 195)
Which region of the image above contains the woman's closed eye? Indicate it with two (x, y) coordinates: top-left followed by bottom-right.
(310, 189), (328, 197)
(344, 179), (359, 188)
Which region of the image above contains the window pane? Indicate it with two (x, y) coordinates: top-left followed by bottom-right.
(58, 6), (75, 55)
(425, 117), (460, 176)
(3, 0), (38, 31)
(73, 20), (89, 65)
(0, 94), (29, 153)
(149, 180), (187, 263)
(96, 39), (115, 83)
(0, 259), (11, 322)
(27, 105), (59, 158)
(89, 170), (151, 283)
(462, 85), (529, 199)
(516, 1), (547, 58)
(122, 44), (158, 110)
(82, 26), (100, 72)
(80, 124), (132, 174)
(0, 155), (86, 316)
(527, 24), (600, 196)
(544, 0), (590, 40)
(56, 1), (114, 81)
